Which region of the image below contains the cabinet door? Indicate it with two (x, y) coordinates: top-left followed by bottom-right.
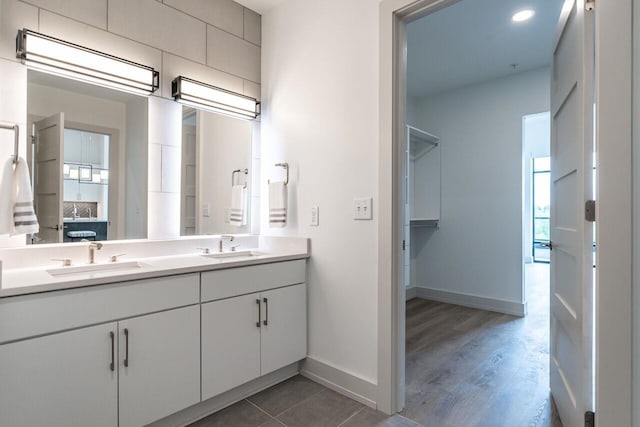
(118, 305), (200, 427)
(0, 322), (118, 427)
(202, 293), (261, 400)
(261, 284), (307, 374)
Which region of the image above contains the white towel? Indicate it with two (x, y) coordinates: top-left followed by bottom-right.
(0, 158), (14, 234)
(12, 157), (39, 235)
(229, 184), (247, 226)
(269, 181), (287, 228)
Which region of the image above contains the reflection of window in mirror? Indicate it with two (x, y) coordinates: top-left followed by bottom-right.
(26, 70), (148, 245)
(180, 106), (253, 237)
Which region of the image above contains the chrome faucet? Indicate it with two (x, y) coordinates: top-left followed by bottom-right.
(87, 207), (92, 220)
(219, 235), (234, 252)
(87, 242), (103, 264)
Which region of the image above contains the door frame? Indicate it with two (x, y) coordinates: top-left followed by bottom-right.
(377, 1), (633, 425)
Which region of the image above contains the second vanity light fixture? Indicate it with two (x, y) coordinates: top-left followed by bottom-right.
(172, 76), (260, 120)
(16, 29), (159, 95)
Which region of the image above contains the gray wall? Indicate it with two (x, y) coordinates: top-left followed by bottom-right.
(408, 67), (550, 307)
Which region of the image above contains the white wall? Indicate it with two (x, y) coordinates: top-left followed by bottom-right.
(261, 0), (379, 383)
(408, 67), (549, 306)
(0, 0), (261, 244)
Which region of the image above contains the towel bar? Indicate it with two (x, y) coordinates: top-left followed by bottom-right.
(232, 168), (248, 188)
(0, 123), (19, 164)
(268, 162), (289, 185)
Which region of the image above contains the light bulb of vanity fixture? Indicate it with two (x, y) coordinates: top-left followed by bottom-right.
(171, 76), (260, 120)
(16, 29), (159, 96)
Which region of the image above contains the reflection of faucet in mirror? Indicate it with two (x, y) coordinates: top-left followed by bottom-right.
(72, 203), (78, 220)
(87, 207), (92, 221)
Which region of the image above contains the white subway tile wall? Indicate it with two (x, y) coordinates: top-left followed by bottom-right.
(1, 0), (262, 241)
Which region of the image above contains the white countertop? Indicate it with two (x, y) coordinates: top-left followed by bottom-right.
(1, 248), (309, 298)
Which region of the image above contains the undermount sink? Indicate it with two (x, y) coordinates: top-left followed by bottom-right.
(47, 261), (148, 278)
(201, 250), (258, 259)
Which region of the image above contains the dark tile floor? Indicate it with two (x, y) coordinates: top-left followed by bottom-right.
(189, 375), (421, 427)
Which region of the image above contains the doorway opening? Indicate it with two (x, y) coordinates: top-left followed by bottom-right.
(398, 0), (595, 425)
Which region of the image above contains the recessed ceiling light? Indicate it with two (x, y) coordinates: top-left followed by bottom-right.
(512, 9), (535, 22)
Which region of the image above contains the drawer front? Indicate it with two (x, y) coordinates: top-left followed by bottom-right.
(0, 273), (199, 344)
(201, 260), (306, 302)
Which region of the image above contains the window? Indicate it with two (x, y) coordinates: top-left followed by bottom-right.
(533, 157), (550, 263)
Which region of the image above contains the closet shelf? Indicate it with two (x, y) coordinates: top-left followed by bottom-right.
(407, 125), (440, 160)
(410, 218), (439, 228)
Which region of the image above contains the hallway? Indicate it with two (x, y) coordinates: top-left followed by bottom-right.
(402, 263), (561, 427)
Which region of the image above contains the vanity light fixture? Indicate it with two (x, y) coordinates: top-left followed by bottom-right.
(171, 76), (260, 120)
(16, 29), (159, 95)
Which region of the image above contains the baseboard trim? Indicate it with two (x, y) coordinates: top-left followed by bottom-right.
(415, 287), (526, 317)
(300, 357), (377, 409)
(405, 286), (418, 300)
(150, 363), (299, 427)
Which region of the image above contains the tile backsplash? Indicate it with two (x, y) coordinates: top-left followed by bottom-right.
(63, 201), (98, 219)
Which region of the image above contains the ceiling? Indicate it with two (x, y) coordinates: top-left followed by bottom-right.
(234, 0), (283, 15)
(407, 0), (564, 97)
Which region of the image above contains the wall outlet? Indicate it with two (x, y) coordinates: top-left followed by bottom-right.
(224, 208), (230, 223)
(311, 206), (319, 226)
(202, 203), (210, 217)
(354, 197), (373, 220)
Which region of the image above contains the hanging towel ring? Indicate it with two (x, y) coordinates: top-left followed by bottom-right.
(268, 162), (289, 185)
(232, 168), (248, 188)
(0, 124), (19, 164)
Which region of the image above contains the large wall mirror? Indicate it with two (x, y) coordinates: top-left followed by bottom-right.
(180, 106), (253, 236)
(26, 71), (148, 244)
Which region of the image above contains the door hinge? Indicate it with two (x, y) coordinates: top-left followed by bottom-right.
(585, 411), (595, 427)
(585, 200), (596, 222)
(402, 240), (406, 251)
(585, 0), (595, 11)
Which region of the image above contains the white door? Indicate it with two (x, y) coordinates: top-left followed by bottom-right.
(260, 283), (307, 374)
(118, 306), (200, 427)
(549, 1), (594, 426)
(34, 113), (64, 243)
(201, 293), (261, 400)
(0, 322), (118, 427)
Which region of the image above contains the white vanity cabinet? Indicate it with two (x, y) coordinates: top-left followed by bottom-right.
(118, 305), (200, 427)
(0, 322), (119, 427)
(0, 273), (200, 427)
(201, 260), (307, 401)
(261, 284), (307, 374)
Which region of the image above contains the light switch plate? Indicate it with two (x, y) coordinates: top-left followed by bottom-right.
(202, 203), (210, 218)
(354, 197), (373, 220)
(311, 206), (319, 226)
(224, 208), (230, 223)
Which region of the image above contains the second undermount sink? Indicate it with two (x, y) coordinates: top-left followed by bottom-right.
(201, 249), (258, 259)
(47, 261), (148, 278)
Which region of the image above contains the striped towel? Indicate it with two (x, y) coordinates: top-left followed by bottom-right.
(269, 181), (287, 228)
(229, 184), (247, 226)
(12, 157), (39, 235)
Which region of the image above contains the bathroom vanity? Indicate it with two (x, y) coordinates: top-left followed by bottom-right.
(0, 236), (309, 427)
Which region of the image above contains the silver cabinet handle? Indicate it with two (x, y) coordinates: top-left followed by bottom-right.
(263, 298), (269, 326)
(124, 328), (129, 367)
(256, 299), (261, 328)
(109, 331), (115, 372)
